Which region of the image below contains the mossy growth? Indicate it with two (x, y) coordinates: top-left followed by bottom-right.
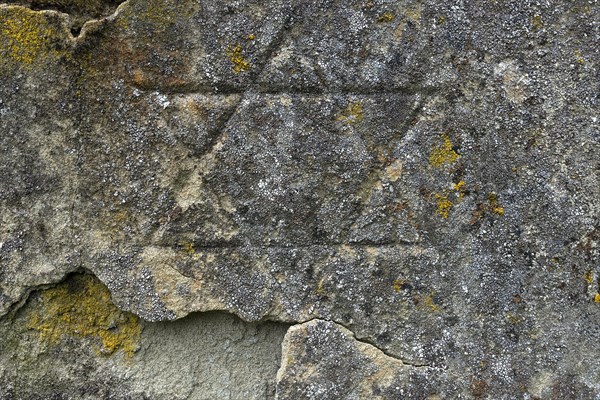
(377, 12), (395, 23)
(429, 134), (460, 167)
(27, 274), (141, 358)
(226, 44), (251, 73)
(336, 101), (364, 124)
(0, 7), (58, 65)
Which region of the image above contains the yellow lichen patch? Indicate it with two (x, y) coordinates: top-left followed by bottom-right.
(574, 49), (584, 65)
(429, 134), (460, 167)
(377, 12), (395, 23)
(315, 277), (327, 296)
(584, 270), (594, 284)
(405, 5), (422, 25)
(594, 293), (600, 303)
(531, 15), (543, 30)
(27, 274), (141, 358)
(487, 193), (505, 216)
(434, 192), (453, 219)
(141, 0), (181, 26)
(180, 240), (196, 255)
(505, 312), (523, 325)
(247, 33), (256, 40)
(393, 278), (406, 292)
(226, 44), (251, 73)
(0, 7), (57, 65)
(453, 180), (466, 200)
(415, 293), (440, 313)
(336, 101), (364, 124)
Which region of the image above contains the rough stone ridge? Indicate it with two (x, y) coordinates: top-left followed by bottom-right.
(0, 0), (598, 398)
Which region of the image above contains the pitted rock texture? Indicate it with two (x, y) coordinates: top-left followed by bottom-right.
(0, 0), (598, 398)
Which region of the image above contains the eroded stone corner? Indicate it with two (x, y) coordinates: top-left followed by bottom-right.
(0, 271), (291, 399)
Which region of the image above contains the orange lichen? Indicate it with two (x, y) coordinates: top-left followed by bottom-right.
(429, 134), (460, 167)
(27, 274), (141, 358)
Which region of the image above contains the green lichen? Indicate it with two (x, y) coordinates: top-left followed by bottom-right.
(336, 101), (364, 124)
(429, 134), (460, 167)
(226, 44), (251, 73)
(0, 7), (57, 65)
(27, 274), (141, 358)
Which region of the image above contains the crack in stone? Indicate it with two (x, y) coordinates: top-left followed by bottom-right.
(296, 318), (431, 369)
(162, 242), (421, 251)
(1, 0), (128, 36)
(131, 86), (442, 97)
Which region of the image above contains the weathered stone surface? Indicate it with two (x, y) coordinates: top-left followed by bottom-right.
(0, 0), (598, 398)
(0, 273), (288, 399)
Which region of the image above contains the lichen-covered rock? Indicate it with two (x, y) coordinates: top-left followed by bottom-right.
(0, 273), (288, 399)
(0, 0), (598, 398)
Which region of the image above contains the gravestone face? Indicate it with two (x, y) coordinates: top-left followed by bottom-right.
(0, 0), (598, 398)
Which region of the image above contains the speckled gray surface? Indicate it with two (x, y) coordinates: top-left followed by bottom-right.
(0, 0), (598, 398)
